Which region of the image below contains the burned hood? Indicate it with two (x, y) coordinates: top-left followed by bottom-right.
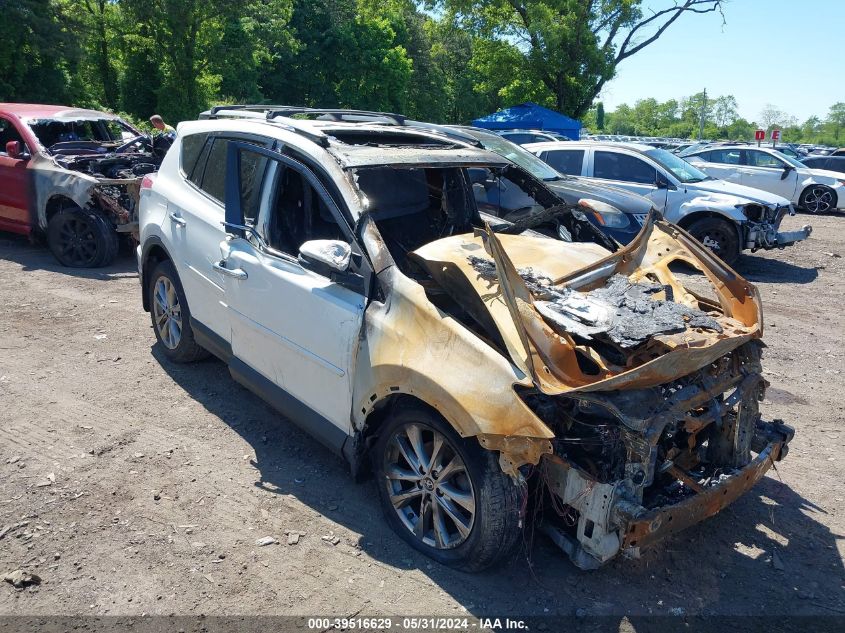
(411, 219), (762, 394)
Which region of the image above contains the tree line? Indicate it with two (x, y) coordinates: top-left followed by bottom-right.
(2, 0), (731, 127)
(584, 95), (845, 145)
(4, 0), (840, 147)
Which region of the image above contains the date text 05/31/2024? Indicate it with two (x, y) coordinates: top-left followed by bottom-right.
(306, 617), (529, 630)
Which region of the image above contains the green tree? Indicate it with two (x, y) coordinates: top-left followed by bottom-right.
(439, 0), (724, 118)
(595, 101), (604, 130)
(827, 102), (845, 141)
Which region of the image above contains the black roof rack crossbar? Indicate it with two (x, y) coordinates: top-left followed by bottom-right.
(207, 104), (294, 117)
(265, 108), (407, 126)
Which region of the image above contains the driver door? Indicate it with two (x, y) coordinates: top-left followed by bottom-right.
(218, 142), (367, 447)
(741, 149), (798, 199)
(0, 116), (31, 231)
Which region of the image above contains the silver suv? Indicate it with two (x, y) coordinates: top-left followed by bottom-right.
(525, 141), (812, 265)
(137, 107), (792, 570)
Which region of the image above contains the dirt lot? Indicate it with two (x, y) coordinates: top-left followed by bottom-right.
(0, 213), (843, 625)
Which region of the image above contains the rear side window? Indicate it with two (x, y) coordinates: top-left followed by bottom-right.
(708, 149), (741, 165)
(747, 150), (784, 168)
(180, 132), (209, 179)
(543, 149), (584, 175)
(594, 151), (656, 185)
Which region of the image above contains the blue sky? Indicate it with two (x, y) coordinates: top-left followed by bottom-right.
(599, 0), (844, 123)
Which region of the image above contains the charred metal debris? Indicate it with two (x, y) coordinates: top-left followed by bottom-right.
(467, 256), (722, 348)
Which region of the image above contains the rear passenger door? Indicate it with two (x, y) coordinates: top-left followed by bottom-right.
(219, 143), (367, 443)
(166, 132), (271, 342)
(0, 116), (31, 230)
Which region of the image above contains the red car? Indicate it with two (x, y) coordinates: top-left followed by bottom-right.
(0, 103), (166, 267)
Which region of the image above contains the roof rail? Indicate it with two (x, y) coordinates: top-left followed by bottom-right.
(265, 107), (407, 126)
(207, 104), (290, 117)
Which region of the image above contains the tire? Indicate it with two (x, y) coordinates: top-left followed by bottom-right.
(147, 259), (210, 363)
(47, 205), (119, 268)
(373, 406), (524, 572)
(686, 216), (741, 266)
(799, 185), (837, 214)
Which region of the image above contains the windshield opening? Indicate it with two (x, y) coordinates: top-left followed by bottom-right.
(645, 148), (709, 183)
(354, 164), (616, 274)
(28, 118), (137, 151)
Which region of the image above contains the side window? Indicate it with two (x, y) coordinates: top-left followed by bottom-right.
(708, 149), (741, 165)
(594, 151), (656, 185)
(747, 150), (784, 168)
(501, 133), (534, 145)
(238, 148), (270, 224)
(260, 161), (346, 259)
(200, 137), (229, 202)
(543, 149), (584, 175)
(0, 116), (27, 155)
(180, 132), (209, 179)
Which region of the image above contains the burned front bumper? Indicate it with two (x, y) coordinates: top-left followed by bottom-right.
(541, 419), (793, 569)
(745, 204), (812, 251)
(620, 420), (793, 553)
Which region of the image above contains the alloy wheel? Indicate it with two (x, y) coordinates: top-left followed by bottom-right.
(58, 216), (98, 266)
(383, 423), (476, 550)
(152, 276), (183, 349)
(804, 187), (833, 213)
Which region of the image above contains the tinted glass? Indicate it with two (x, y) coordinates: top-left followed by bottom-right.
(181, 133), (208, 177)
(594, 151), (656, 185)
(200, 138), (228, 202)
(239, 148), (270, 223)
(747, 150), (784, 168)
(0, 117), (26, 154)
(189, 138), (212, 187)
(708, 149), (741, 165)
(501, 133), (536, 145)
(544, 150), (584, 175)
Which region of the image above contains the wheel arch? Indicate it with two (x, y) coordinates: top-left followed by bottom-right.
(140, 237), (173, 312)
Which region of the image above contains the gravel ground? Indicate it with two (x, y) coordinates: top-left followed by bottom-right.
(0, 213), (843, 625)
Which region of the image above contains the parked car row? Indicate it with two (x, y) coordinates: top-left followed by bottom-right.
(524, 140), (812, 265)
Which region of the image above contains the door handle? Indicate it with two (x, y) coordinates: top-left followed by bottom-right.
(213, 260), (247, 280)
(169, 211), (187, 227)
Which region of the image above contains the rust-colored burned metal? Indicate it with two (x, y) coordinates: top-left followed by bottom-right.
(621, 441), (784, 551)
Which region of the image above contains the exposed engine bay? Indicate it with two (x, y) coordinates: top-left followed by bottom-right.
(355, 162), (794, 567)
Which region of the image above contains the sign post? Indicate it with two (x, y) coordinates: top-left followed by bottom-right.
(771, 128), (781, 149)
(755, 129), (765, 147)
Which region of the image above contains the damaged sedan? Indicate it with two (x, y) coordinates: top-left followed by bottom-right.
(0, 103), (167, 267)
(138, 107), (793, 571)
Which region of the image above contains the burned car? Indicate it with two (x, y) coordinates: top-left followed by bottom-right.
(138, 107), (793, 570)
(0, 103), (167, 267)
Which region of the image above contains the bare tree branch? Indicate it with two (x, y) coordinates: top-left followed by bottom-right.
(616, 1), (724, 62)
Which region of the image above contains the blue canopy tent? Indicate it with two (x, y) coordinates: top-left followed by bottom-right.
(471, 102), (582, 140)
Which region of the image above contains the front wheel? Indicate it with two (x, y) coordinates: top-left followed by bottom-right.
(47, 206), (118, 268)
(799, 185), (836, 214)
(373, 406), (524, 572)
(686, 217), (741, 266)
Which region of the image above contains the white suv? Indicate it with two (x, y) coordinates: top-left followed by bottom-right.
(681, 145), (844, 214)
(137, 107), (792, 571)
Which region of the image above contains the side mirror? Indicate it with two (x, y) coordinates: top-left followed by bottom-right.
(780, 165), (794, 180)
(5, 141), (25, 160)
(655, 172), (671, 189)
(298, 239), (351, 276)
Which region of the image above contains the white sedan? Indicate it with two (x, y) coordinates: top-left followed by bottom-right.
(683, 146), (844, 213)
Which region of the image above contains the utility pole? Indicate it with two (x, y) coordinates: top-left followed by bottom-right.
(698, 88), (707, 140)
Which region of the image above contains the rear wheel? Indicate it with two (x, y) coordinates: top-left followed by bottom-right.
(373, 406), (523, 572)
(148, 260), (209, 363)
(799, 185), (836, 214)
(47, 205), (118, 268)
(686, 217), (740, 266)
